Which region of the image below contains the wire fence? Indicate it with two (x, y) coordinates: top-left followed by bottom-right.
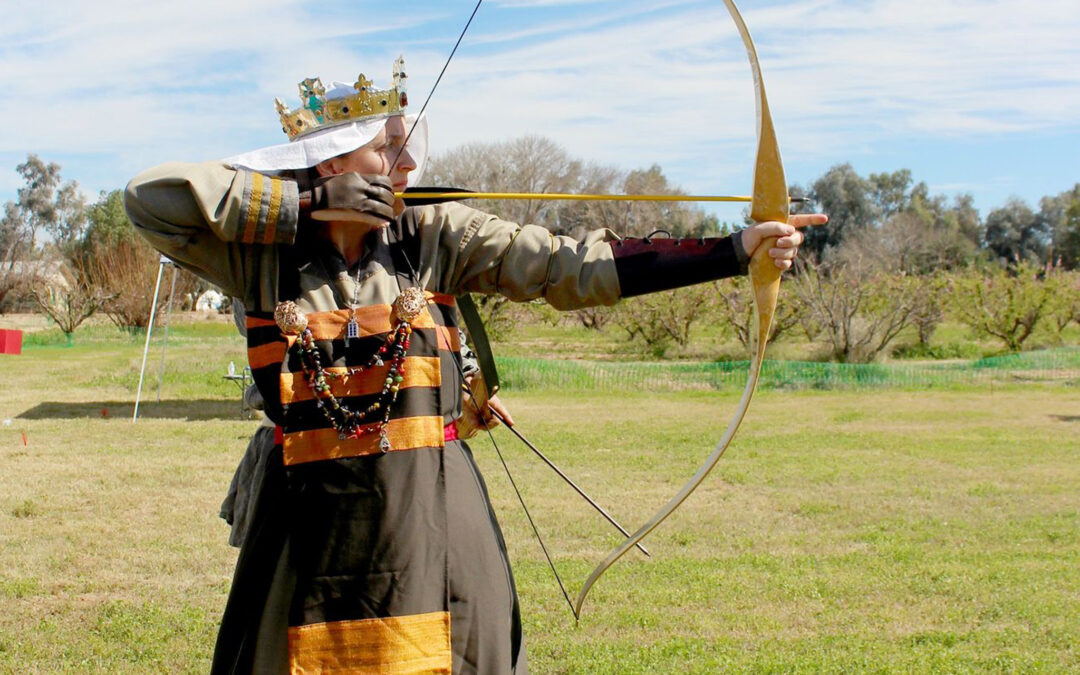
(495, 347), (1080, 392)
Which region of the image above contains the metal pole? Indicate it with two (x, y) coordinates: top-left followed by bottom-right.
(133, 258), (166, 424)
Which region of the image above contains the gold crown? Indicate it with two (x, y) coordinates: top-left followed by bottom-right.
(276, 56), (408, 141)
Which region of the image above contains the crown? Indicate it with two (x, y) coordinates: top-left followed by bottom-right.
(275, 56), (409, 141)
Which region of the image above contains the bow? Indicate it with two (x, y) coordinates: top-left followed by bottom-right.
(409, 0), (789, 620)
(571, 0), (789, 617)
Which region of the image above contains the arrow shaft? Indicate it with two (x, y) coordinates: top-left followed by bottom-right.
(399, 191), (807, 204)
(489, 409), (651, 559)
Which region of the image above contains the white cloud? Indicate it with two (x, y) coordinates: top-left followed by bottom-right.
(1, 0), (1077, 210)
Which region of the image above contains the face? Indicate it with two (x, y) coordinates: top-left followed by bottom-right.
(315, 115), (417, 194)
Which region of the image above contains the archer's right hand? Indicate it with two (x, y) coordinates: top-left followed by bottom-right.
(300, 172), (396, 224)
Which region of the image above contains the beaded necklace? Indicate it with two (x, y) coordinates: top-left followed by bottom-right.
(274, 285), (426, 452)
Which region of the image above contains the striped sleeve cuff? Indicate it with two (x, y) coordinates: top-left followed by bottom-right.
(237, 171), (300, 245)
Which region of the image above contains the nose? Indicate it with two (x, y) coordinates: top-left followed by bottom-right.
(393, 146), (417, 175)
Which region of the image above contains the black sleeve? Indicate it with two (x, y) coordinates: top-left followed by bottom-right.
(611, 232), (749, 297)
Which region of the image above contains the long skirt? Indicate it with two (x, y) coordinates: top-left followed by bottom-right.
(211, 438), (527, 674)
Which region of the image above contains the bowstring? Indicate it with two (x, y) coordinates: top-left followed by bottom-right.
(454, 358), (578, 620)
(391, 0), (484, 171)
(385, 0), (578, 619)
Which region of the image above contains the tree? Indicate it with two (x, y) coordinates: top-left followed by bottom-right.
(1043, 270), (1080, 338)
(802, 163), (875, 258)
(1039, 185), (1080, 269)
(908, 274), (948, 348)
(984, 199), (1051, 264)
(1, 155), (88, 311)
(790, 258), (921, 363)
(426, 135), (583, 229)
(426, 136), (718, 336)
(948, 262), (1053, 352)
(612, 285), (717, 358)
(1059, 199), (1080, 271)
(616, 165), (715, 238)
(29, 263), (113, 345)
(82, 236), (164, 332)
(711, 277), (800, 348)
(9, 155), (87, 253)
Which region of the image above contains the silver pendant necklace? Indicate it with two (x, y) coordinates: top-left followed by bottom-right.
(345, 264), (363, 346)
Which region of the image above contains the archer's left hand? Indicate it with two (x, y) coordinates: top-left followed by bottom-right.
(741, 213), (828, 270)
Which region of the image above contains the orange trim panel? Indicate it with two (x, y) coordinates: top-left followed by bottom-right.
(248, 340), (288, 370)
(288, 611), (451, 674)
(246, 315), (278, 329)
(283, 416), (445, 465)
(242, 172), (263, 243)
(280, 356), (441, 404)
(435, 325), (460, 352)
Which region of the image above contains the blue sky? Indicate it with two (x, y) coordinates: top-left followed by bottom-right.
(2, 0), (1078, 223)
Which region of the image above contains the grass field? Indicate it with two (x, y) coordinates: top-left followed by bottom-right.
(1, 318), (1079, 673)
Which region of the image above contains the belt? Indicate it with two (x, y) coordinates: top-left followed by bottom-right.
(274, 421), (459, 446)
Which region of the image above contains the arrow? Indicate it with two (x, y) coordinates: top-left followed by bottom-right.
(401, 187), (808, 206)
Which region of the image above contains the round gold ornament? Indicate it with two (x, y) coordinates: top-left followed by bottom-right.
(392, 287), (427, 323)
(274, 301), (309, 335)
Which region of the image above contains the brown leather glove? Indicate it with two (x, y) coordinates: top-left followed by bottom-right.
(297, 172), (396, 223)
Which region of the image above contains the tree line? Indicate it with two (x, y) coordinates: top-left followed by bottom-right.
(2, 144), (1078, 359)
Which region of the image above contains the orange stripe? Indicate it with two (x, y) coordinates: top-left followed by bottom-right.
(280, 356), (441, 404)
(305, 303), (441, 341)
(248, 294), (457, 343)
(242, 172), (264, 243)
(246, 315), (277, 329)
(283, 416), (444, 465)
(288, 611), (451, 674)
(435, 325), (460, 352)
(429, 292), (456, 307)
(248, 340), (288, 370)
(263, 178), (283, 245)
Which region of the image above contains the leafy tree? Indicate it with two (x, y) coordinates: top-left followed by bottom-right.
(1043, 270), (1080, 337)
(984, 199), (1051, 264)
(802, 163), (875, 258)
(948, 262), (1053, 352)
(1059, 199), (1080, 270)
(1, 155), (87, 311)
(83, 189), (134, 247)
(8, 154), (87, 253)
(1039, 185), (1080, 269)
(617, 165), (714, 238)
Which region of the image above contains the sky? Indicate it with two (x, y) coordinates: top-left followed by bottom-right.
(2, 0), (1078, 224)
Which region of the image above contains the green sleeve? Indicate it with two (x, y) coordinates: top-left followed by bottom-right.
(124, 161), (300, 310)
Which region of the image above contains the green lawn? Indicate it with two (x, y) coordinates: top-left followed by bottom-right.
(1, 319), (1078, 672)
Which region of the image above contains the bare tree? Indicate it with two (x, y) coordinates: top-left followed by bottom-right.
(712, 277), (800, 348)
(82, 237), (193, 332)
(791, 257), (920, 363)
(30, 262), (113, 344)
(573, 305), (613, 331)
(612, 285), (717, 358)
(908, 274), (948, 348)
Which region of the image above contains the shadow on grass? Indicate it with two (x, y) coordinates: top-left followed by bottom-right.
(17, 399), (251, 421)
(1050, 414), (1080, 423)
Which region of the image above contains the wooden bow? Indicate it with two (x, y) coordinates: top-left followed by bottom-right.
(571, 0), (789, 617)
